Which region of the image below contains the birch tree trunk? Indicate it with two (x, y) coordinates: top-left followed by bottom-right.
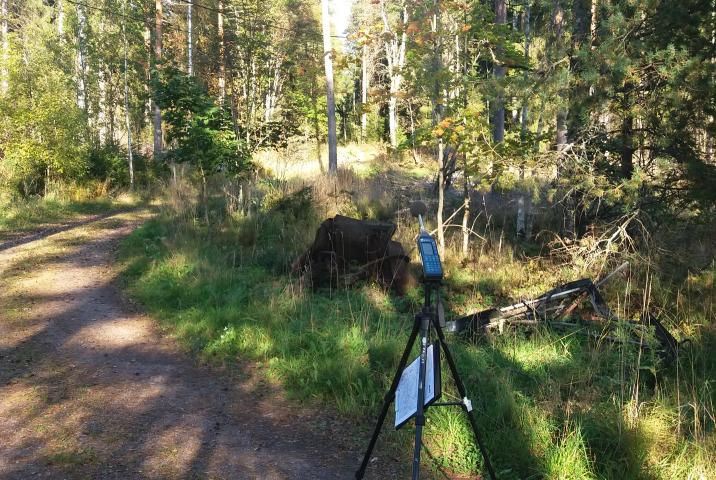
(321, 0), (338, 176)
(462, 172), (470, 257)
(218, 0), (226, 105)
(98, 20), (107, 145)
(153, 0), (163, 160)
(433, 0), (445, 256)
(361, 43), (368, 142)
(1, 0), (8, 94)
(76, 4), (88, 112)
(493, 0), (506, 143)
(57, 0), (64, 36)
(187, 0), (192, 76)
(122, 1), (134, 189)
(517, 3), (531, 239)
(380, 0), (407, 149)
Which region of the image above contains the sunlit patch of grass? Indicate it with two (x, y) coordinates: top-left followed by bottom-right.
(45, 447), (97, 467)
(118, 178), (716, 478)
(545, 423), (594, 479)
(0, 196), (129, 238)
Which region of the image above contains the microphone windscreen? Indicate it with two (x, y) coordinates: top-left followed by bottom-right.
(409, 201), (428, 218)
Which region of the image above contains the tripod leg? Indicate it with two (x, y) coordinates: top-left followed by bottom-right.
(356, 318), (421, 479)
(432, 320), (498, 480)
(411, 312), (431, 480)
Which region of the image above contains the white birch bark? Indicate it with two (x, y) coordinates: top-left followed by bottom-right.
(98, 20), (107, 145)
(57, 0), (64, 36)
(187, 0), (193, 76)
(493, 0), (506, 143)
(122, 0), (134, 188)
(380, 0), (407, 148)
(321, 0), (338, 175)
(218, 0), (226, 104)
(361, 43), (368, 142)
(433, 0), (445, 256)
(76, 3), (88, 112)
(153, 0), (163, 159)
(516, 4), (531, 239)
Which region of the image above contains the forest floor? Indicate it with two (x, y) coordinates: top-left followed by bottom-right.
(0, 209), (402, 479)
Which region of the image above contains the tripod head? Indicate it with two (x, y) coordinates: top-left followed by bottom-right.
(409, 201), (443, 283)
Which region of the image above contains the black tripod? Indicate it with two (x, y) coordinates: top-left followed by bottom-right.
(355, 279), (498, 480)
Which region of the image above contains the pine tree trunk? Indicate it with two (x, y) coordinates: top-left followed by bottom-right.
(553, 0), (567, 157)
(568, 0), (591, 140)
(153, 0), (163, 160)
(1, 0), (8, 94)
(621, 110), (634, 178)
(321, 0), (338, 176)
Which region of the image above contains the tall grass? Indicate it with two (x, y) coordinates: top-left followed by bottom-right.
(119, 168), (715, 479)
(0, 187), (140, 240)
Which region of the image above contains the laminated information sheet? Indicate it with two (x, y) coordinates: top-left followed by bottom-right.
(395, 343), (441, 429)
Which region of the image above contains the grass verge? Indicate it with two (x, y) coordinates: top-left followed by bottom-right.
(118, 180), (715, 479)
(0, 194), (139, 241)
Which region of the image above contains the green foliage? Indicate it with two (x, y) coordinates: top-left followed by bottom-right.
(86, 144), (155, 189)
(0, 11), (88, 197)
(156, 68), (251, 176)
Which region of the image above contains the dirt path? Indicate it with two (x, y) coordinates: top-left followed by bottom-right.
(0, 210), (396, 479)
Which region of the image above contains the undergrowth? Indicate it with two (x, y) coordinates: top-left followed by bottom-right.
(118, 169), (715, 479)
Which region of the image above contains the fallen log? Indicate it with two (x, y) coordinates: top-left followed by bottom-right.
(446, 262), (687, 364)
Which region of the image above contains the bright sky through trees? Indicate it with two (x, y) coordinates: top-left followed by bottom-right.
(332, 0), (353, 36)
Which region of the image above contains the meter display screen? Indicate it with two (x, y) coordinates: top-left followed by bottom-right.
(418, 233), (443, 279)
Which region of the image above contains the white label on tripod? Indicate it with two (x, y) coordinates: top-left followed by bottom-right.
(394, 344), (440, 429)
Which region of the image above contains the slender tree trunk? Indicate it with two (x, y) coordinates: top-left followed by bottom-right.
(187, 0), (193, 76)
(76, 4), (88, 112)
(361, 43), (368, 142)
(568, 0), (591, 140)
(621, 110), (634, 178)
(122, 2), (134, 189)
(462, 171), (470, 257)
(321, 0), (338, 176)
(381, 1), (407, 149)
(493, 0), (506, 143)
(433, 0), (445, 256)
(153, 0), (163, 160)
(57, 0), (64, 36)
(1, 0), (8, 94)
(144, 25), (151, 130)
(218, 0), (226, 104)
(200, 165), (209, 224)
(517, 3), (531, 239)
(553, 0), (567, 157)
(311, 84), (325, 174)
(98, 21), (107, 145)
